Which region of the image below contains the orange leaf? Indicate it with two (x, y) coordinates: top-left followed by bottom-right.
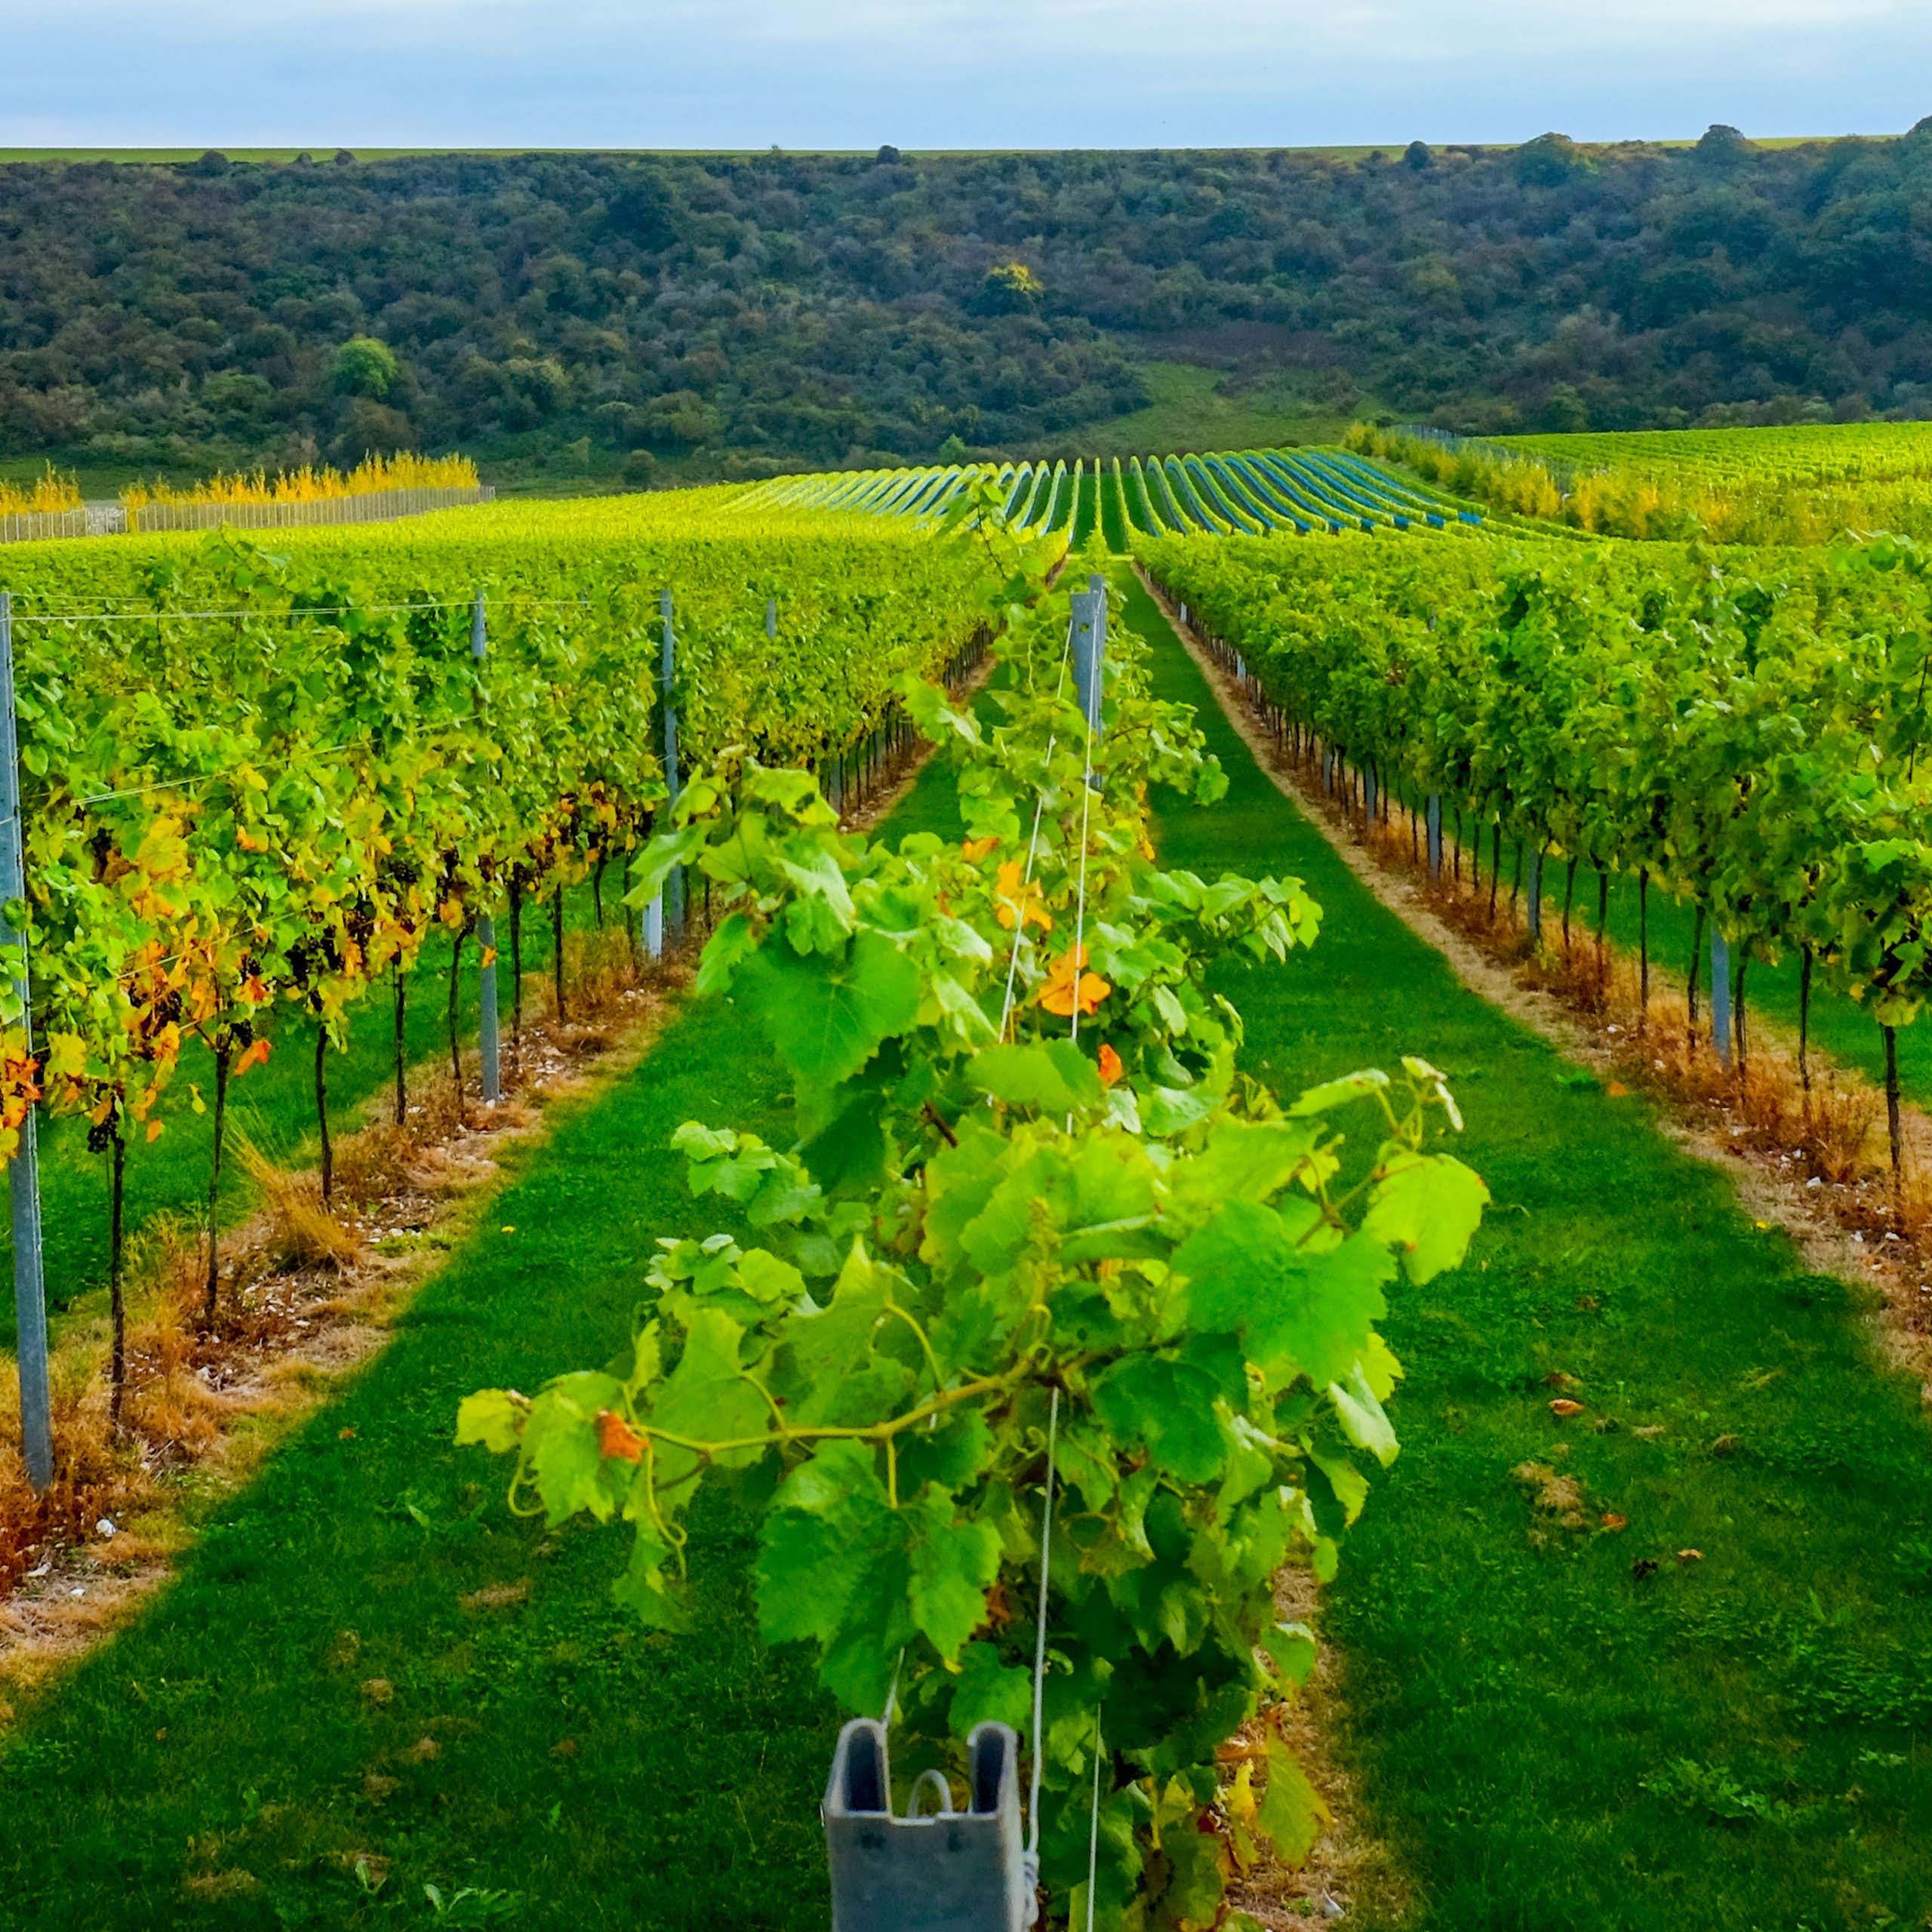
(145, 1119), (165, 1145)
(1549, 1398), (1586, 1418)
(1038, 946), (1110, 1018)
(1600, 1512), (1628, 1531)
(1097, 1041), (1123, 1088)
(596, 1409), (645, 1463)
(235, 1038), (272, 1077)
(1675, 1547), (1703, 1563)
(1606, 1081), (1629, 1097)
(994, 860), (1052, 934)
(961, 835), (999, 862)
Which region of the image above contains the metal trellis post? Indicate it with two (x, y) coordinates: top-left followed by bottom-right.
(660, 589), (684, 943)
(0, 592), (51, 1490)
(1426, 794), (1442, 880)
(765, 596), (777, 641)
(1526, 845), (1544, 942)
(472, 595), (500, 1103)
(1071, 579), (1106, 738)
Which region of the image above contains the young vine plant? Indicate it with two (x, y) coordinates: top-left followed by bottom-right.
(459, 543), (1488, 1927)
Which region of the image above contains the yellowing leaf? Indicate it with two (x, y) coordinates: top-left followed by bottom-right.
(1257, 1738), (1331, 1869)
(1037, 945), (1110, 1018)
(994, 860), (1051, 933)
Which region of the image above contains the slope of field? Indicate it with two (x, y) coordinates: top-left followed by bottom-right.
(734, 448), (1492, 537)
(1358, 419), (1932, 543)
(1500, 421), (1932, 488)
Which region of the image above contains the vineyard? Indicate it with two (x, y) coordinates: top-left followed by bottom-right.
(0, 426), (1930, 1932)
(737, 447), (1489, 542)
(1354, 418), (1932, 543)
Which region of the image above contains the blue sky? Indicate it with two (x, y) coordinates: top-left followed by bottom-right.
(3, 1), (1925, 151)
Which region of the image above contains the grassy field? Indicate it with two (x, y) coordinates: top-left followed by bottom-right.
(1057, 363), (1357, 462)
(0, 568), (1927, 1929)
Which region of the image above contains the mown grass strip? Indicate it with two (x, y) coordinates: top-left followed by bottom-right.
(1115, 561), (1932, 1931)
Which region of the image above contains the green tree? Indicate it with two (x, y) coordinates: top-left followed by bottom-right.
(331, 336), (400, 401)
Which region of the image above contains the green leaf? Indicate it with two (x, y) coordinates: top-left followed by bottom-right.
(755, 1444), (896, 1648)
(1171, 1201), (1392, 1388)
(1329, 1363), (1400, 1467)
(1261, 1621), (1318, 1687)
(1090, 1352), (1232, 1483)
(1286, 1069), (1389, 1117)
(734, 929), (921, 1091)
(798, 1093), (890, 1195)
(1170, 1116), (1321, 1212)
(522, 1371), (626, 1525)
(1361, 1151), (1490, 1284)
(611, 1524), (691, 1632)
(774, 844), (857, 929)
(1257, 1739), (1331, 1868)
(948, 1641), (1033, 1736)
(454, 1389), (521, 1455)
(777, 1241), (915, 1426)
(695, 912), (760, 995)
(968, 1040), (1104, 1112)
(648, 1310), (771, 1469)
(904, 1485), (1002, 1658)
(897, 1411), (995, 1494)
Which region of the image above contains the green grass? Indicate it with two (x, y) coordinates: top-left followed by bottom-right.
(3, 574), (1929, 1929)
(1067, 364), (1358, 463)
(1113, 561), (1932, 1932)
(0, 724), (991, 1930)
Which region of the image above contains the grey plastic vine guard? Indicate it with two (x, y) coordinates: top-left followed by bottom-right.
(824, 1718), (1031, 1931)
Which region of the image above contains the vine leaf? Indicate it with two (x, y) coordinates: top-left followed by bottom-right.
(648, 1310), (769, 1472)
(1361, 1151), (1491, 1284)
(734, 929), (921, 1091)
(1257, 1738), (1331, 1868)
(948, 1640), (1033, 1736)
(1172, 1202), (1392, 1388)
(904, 1484), (1002, 1657)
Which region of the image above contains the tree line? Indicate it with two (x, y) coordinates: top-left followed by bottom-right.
(1, 124), (1930, 479)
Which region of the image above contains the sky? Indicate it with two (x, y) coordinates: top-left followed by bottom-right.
(2, 0), (1926, 152)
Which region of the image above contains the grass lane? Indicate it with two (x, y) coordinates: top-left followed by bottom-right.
(1115, 561), (1932, 1932)
(0, 789), (989, 1930)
